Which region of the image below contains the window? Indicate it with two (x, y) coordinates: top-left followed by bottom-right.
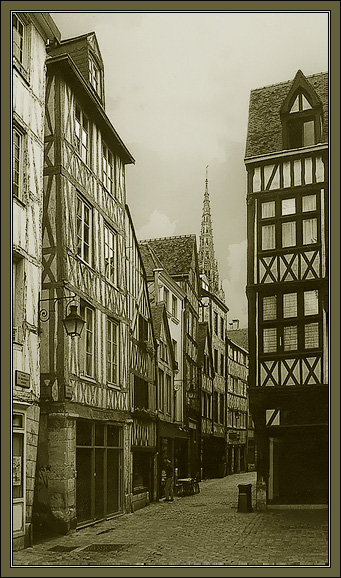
(214, 349), (218, 372)
(13, 413), (24, 500)
(220, 316), (224, 339)
(138, 314), (148, 342)
(220, 353), (225, 376)
(81, 303), (95, 378)
(262, 201), (275, 219)
(89, 55), (101, 95)
(263, 327), (277, 353)
(283, 325), (298, 351)
(286, 93), (317, 148)
(282, 221), (296, 248)
(102, 144), (114, 194)
(77, 196), (92, 264)
(219, 394), (225, 424)
(304, 323), (319, 349)
(303, 218), (318, 244)
(107, 318), (119, 386)
(263, 295), (277, 321)
(213, 392), (218, 423)
(158, 369), (164, 411)
(75, 104), (89, 164)
(302, 194), (317, 212)
(214, 311), (218, 335)
(13, 14), (25, 65)
(166, 374), (171, 415)
(282, 198), (296, 215)
(134, 376), (148, 410)
(172, 339), (177, 361)
(12, 254), (24, 343)
(283, 293), (297, 318)
(304, 290), (319, 316)
(163, 288), (169, 310)
(13, 126), (24, 198)
(104, 225), (117, 285)
(262, 224), (275, 250)
(172, 295), (177, 318)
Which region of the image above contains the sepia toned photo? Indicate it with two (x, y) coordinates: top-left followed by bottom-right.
(4, 2), (339, 574)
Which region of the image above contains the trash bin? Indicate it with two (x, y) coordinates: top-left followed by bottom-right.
(238, 483), (252, 512)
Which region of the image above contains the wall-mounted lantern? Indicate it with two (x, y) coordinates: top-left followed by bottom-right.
(39, 291), (85, 338)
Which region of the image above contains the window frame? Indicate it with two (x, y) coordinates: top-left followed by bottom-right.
(76, 195), (92, 265)
(104, 224), (118, 286)
(89, 53), (101, 97)
(259, 288), (322, 355)
(106, 317), (119, 387)
(74, 103), (90, 165)
(80, 302), (95, 379)
(102, 142), (114, 195)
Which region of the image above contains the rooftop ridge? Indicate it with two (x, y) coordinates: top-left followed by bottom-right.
(250, 71), (328, 93)
(139, 234), (196, 243)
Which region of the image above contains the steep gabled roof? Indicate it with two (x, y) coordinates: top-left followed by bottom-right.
(139, 235), (198, 278)
(150, 303), (177, 370)
(138, 242), (164, 278)
(227, 328), (249, 353)
(245, 71), (328, 158)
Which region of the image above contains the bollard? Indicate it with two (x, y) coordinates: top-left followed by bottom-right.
(238, 483), (253, 512)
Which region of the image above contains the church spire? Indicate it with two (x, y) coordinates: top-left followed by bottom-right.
(198, 166), (222, 297)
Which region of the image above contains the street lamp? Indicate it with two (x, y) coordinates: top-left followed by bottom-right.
(39, 291), (85, 337)
(62, 304), (85, 337)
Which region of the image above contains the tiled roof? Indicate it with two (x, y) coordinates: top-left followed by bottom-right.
(227, 328), (249, 352)
(139, 235), (198, 277)
(245, 71), (328, 158)
(138, 243), (163, 278)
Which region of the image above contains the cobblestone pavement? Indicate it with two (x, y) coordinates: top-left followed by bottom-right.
(12, 472), (329, 568)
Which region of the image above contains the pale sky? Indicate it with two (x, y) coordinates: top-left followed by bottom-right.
(50, 10), (329, 328)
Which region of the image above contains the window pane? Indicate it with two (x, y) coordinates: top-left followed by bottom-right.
(304, 323), (319, 349)
(304, 290), (319, 315)
(281, 198), (296, 215)
(263, 295), (277, 320)
(303, 218), (318, 244)
(263, 328), (277, 353)
(262, 201), (275, 219)
(262, 224), (275, 250)
(302, 94), (312, 110)
(283, 293), (297, 318)
(290, 95), (299, 113)
(283, 325), (298, 351)
(13, 433), (23, 498)
(282, 221), (296, 247)
(303, 120), (315, 146)
(302, 194), (317, 212)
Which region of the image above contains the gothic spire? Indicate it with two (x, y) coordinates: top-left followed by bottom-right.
(198, 166), (221, 297)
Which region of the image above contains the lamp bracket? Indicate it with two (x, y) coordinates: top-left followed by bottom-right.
(39, 291), (78, 323)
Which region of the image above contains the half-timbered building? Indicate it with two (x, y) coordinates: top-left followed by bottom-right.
(197, 322), (215, 479)
(226, 325), (249, 475)
(138, 241), (188, 480)
(125, 207), (157, 511)
(35, 31), (135, 534)
(12, 12), (60, 550)
(245, 70), (329, 505)
(139, 236), (201, 479)
(198, 172), (229, 478)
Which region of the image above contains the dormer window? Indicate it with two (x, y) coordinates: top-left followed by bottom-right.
(280, 70), (324, 151)
(89, 54), (101, 96)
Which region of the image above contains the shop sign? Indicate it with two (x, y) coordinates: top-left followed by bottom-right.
(15, 371), (30, 388)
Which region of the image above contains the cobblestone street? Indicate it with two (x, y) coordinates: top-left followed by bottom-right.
(11, 472), (329, 568)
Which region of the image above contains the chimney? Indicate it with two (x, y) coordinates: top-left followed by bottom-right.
(232, 319), (239, 330)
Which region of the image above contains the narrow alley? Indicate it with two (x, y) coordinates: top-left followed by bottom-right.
(12, 472), (329, 567)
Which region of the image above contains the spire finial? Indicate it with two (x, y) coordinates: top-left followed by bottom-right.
(206, 165), (209, 181)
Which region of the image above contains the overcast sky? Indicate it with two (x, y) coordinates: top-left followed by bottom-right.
(50, 10), (329, 328)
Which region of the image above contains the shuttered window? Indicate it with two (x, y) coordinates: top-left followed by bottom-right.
(283, 325), (298, 351)
(263, 295), (277, 320)
(304, 323), (319, 349)
(263, 328), (277, 353)
(283, 293), (297, 318)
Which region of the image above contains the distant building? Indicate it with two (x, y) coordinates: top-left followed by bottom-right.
(198, 170), (228, 478)
(245, 70), (329, 505)
(140, 235), (201, 479)
(226, 324), (249, 475)
(12, 12), (60, 550)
